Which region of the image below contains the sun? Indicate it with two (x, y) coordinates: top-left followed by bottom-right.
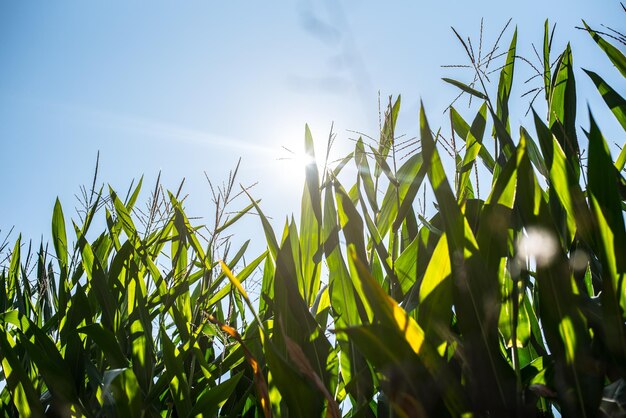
(277, 146), (319, 188)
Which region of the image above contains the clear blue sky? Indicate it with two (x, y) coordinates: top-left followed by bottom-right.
(0, 1), (623, 247)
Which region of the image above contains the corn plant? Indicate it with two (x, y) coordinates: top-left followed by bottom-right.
(1, 17), (625, 417)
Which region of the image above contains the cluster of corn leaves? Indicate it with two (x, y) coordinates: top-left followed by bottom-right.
(1, 22), (626, 417)
(0, 177), (274, 417)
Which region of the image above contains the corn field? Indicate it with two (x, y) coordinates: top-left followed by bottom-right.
(1, 19), (625, 418)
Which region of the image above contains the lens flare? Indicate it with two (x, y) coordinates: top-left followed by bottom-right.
(516, 227), (558, 267)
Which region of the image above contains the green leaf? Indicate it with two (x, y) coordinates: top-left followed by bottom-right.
(0, 324), (45, 417)
(617, 144), (626, 172)
(394, 231), (421, 295)
(347, 247), (467, 415)
(421, 102), (516, 413)
(16, 326), (84, 413)
(322, 184), (363, 327)
(473, 138), (522, 407)
(0, 311), (86, 414)
(532, 116), (589, 245)
(264, 335), (324, 417)
(286, 217), (306, 299)
(52, 199), (68, 273)
(215, 199), (258, 234)
(206, 251), (267, 308)
(516, 131), (602, 417)
(161, 328), (192, 417)
(220, 260), (265, 329)
(79, 186), (103, 236)
(299, 126), (323, 306)
(334, 179), (368, 266)
(450, 106), (495, 173)
(583, 21), (626, 78)
(457, 103), (488, 201)
(102, 368), (143, 418)
(74, 223), (116, 330)
(125, 175), (143, 209)
(259, 254), (275, 317)
(522, 127), (549, 179)
(322, 151), (354, 189)
(272, 230), (334, 391)
(358, 193), (394, 282)
(7, 238), (20, 303)
(377, 153), (426, 238)
(368, 143), (398, 186)
(420, 102), (478, 253)
(496, 28), (517, 133)
(543, 20), (553, 101)
(337, 323), (441, 415)
(77, 324), (127, 368)
(129, 294), (154, 394)
(110, 189), (139, 243)
(374, 95), (401, 179)
(450, 106), (470, 139)
(244, 189), (279, 260)
(584, 69), (626, 132)
(300, 143), (322, 305)
(417, 233), (452, 351)
(304, 124), (323, 223)
(169, 193), (209, 264)
(586, 110), (626, 366)
(207, 318), (272, 418)
(549, 44), (580, 178)
(188, 371), (244, 417)
(355, 138), (378, 213)
(442, 78), (487, 100)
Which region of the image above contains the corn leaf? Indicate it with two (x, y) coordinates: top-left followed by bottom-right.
(586, 111), (626, 365)
(457, 103), (488, 201)
(584, 69), (626, 132)
(496, 28), (517, 133)
(583, 21), (626, 78)
(442, 78), (487, 100)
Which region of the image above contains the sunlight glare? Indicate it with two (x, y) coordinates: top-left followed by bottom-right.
(516, 227), (559, 268)
(277, 147), (318, 188)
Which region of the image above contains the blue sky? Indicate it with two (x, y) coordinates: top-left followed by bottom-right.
(0, 1), (623, 247)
